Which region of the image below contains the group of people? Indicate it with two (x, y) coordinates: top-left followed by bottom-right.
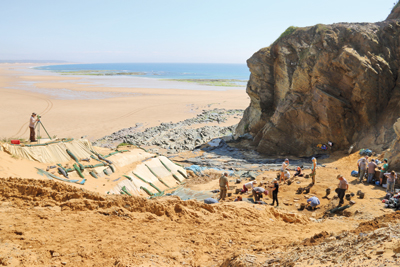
(357, 156), (397, 194)
(217, 155), (353, 209)
(217, 153), (397, 210)
(279, 158), (317, 185)
(219, 173), (280, 206)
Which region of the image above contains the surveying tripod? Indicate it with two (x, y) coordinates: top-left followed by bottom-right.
(35, 116), (52, 141)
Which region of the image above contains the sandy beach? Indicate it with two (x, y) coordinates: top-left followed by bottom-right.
(0, 63), (249, 141)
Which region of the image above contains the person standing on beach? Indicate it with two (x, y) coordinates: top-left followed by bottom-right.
(358, 157), (367, 183)
(280, 159), (289, 183)
(270, 179), (279, 206)
(367, 158), (377, 184)
(379, 159), (389, 186)
(29, 112), (38, 142)
(219, 172), (229, 201)
(337, 175), (348, 205)
(311, 157), (317, 185)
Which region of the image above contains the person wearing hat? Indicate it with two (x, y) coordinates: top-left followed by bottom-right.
(251, 186), (268, 202)
(241, 180), (257, 193)
(379, 159), (389, 186)
(270, 179), (279, 206)
(218, 172), (229, 201)
(29, 112), (39, 142)
(311, 157), (317, 185)
(280, 159), (289, 182)
(337, 175), (348, 205)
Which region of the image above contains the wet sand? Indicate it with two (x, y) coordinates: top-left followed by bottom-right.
(0, 63), (249, 141)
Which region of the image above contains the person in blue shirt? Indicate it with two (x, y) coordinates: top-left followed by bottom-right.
(307, 196), (320, 210)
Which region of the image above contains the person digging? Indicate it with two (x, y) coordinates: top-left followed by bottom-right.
(251, 187), (268, 202)
(241, 180), (257, 194)
(306, 196), (320, 211)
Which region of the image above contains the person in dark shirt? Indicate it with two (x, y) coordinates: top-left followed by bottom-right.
(270, 179), (279, 206)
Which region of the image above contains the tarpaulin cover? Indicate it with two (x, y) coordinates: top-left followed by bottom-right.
(110, 156), (186, 196)
(145, 157), (181, 187)
(111, 150), (153, 167)
(132, 163), (169, 191)
(1, 139), (94, 164)
(109, 178), (145, 196)
(158, 156), (187, 182)
(109, 174), (158, 196)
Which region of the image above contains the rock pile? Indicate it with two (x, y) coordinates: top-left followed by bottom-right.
(222, 220), (400, 266)
(93, 109), (243, 152)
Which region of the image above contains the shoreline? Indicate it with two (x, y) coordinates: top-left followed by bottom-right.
(0, 63), (249, 141)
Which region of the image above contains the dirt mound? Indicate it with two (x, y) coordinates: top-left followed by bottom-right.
(0, 177), (309, 225)
(0, 177), (317, 266)
(220, 253), (259, 267)
(301, 231), (330, 246)
(353, 211), (400, 234)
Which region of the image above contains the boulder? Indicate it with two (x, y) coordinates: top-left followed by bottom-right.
(237, 6), (400, 157)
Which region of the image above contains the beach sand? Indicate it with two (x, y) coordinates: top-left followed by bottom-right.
(0, 63), (249, 141)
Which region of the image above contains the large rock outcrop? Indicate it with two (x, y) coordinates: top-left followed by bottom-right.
(237, 5), (400, 157)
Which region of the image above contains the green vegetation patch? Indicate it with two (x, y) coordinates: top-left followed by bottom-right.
(164, 79), (247, 87)
(57, 70), (146, 76)
(117, 142), (131, 148)
(275, 26), (298, 42)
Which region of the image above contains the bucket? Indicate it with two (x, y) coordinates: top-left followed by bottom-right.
(11, 140), (20, 145)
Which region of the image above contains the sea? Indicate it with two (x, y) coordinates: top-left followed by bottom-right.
(35, 63), (250, 81)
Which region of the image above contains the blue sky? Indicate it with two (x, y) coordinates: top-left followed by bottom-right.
(0, 0), (397, 63)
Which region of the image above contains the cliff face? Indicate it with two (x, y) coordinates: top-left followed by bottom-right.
(237, 6), (400, 158)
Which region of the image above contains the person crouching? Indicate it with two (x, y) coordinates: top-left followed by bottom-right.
(252, 187), (268, 202)
(241, 180), (257, 193)
(307, 196), (320, 210)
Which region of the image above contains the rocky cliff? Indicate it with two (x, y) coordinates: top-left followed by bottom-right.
(237, 5), (400, 161)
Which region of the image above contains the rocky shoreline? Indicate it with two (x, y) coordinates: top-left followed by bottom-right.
(93, 108), (244, 153)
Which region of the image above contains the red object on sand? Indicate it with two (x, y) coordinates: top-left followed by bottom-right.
(11, 140), (20, 145)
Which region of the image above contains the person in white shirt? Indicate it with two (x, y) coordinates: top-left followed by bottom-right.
(280, 159), (289, 182)
(29, 113), (38, 142)
(241, 180), (257, 193)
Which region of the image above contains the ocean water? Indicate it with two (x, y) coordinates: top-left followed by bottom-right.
(36, 63), (250, 81)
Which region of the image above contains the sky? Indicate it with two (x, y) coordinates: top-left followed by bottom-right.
(0, 0), (398, 64)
